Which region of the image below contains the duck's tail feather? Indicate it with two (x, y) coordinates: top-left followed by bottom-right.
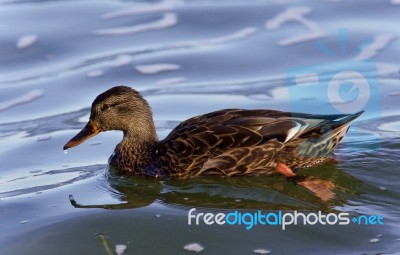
(330, 110), (364, 130)
(294, 111), (364, 158)
(299, 110), (364, 138)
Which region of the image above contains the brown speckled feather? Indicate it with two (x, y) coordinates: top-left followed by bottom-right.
(154, 109), (362, 177)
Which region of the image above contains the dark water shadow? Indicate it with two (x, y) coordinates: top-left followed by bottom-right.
(70, 162), (364, 212)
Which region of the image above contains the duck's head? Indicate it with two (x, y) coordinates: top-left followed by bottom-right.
(63, 86), (157, 150)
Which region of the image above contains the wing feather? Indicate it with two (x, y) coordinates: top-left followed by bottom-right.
(157, 108), (360, 176)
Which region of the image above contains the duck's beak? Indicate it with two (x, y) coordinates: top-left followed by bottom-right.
(63, 120), (101, 150)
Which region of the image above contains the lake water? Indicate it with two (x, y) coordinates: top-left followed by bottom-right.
(1, 0), (400, 254)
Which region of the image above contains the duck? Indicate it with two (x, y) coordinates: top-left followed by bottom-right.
(64, 85), (363, 180)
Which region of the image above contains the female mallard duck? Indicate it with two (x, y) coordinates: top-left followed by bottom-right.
(64, 85), (363, 180)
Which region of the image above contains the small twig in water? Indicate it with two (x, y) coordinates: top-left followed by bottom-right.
(99, 234), (114, 255)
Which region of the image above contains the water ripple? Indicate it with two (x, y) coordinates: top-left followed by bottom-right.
(0, 27), (258, 85)
(94, 12), (178, 36)
(0, 164), (104, 198)
(0, 90), (43, 112)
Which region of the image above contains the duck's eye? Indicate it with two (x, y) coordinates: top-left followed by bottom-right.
(101, 104), (111, 111)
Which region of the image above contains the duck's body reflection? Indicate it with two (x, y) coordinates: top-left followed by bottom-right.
(70, 162), (363, 212)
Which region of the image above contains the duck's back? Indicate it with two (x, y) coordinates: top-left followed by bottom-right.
(154, 109), (361, 178)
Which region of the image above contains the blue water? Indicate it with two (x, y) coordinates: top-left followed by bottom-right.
(1, 0), (400, 254)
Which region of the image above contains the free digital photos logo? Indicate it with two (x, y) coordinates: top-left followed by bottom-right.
(288, 29), (381, 114)
(188, 208), (384, 231)
(287, 29), (382, 154)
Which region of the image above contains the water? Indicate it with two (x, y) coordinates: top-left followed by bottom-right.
(1, 0), (400, 254)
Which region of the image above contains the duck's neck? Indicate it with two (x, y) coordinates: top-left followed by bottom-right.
(111, 128), (158, 175)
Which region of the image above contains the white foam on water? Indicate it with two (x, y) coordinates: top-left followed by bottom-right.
(87, 70), (104, 78)
(110, 54), (133, 67)
(19, 220), (29, 224)
(0, 90), (43, 112)
(369, 238), (380, 243)
(63, 150), (69, 155)
(16, 34), (38, 49)
(175, 27), (258, 47)
(378, 121), (400, 132)
(36, 135), (51, 142)
(354, 34), (397, 61)
(156, 77), (186, 85)
(115, 244), (127, 255)
(135, 63), (180, 74)
(265, 6), (326, 46)
(253, 249), (271, 254)
(183, 243), (204, 253)
(101, 0), (182, 19)
(94, 13), (177, 36)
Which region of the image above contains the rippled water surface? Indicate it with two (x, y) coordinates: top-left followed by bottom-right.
(1, 0), (400, 254)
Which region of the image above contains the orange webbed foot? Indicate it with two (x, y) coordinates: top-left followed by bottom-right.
(275, 163), (336, 201)
(275, 163), (296, 177)
(297, 177), (336, 201)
